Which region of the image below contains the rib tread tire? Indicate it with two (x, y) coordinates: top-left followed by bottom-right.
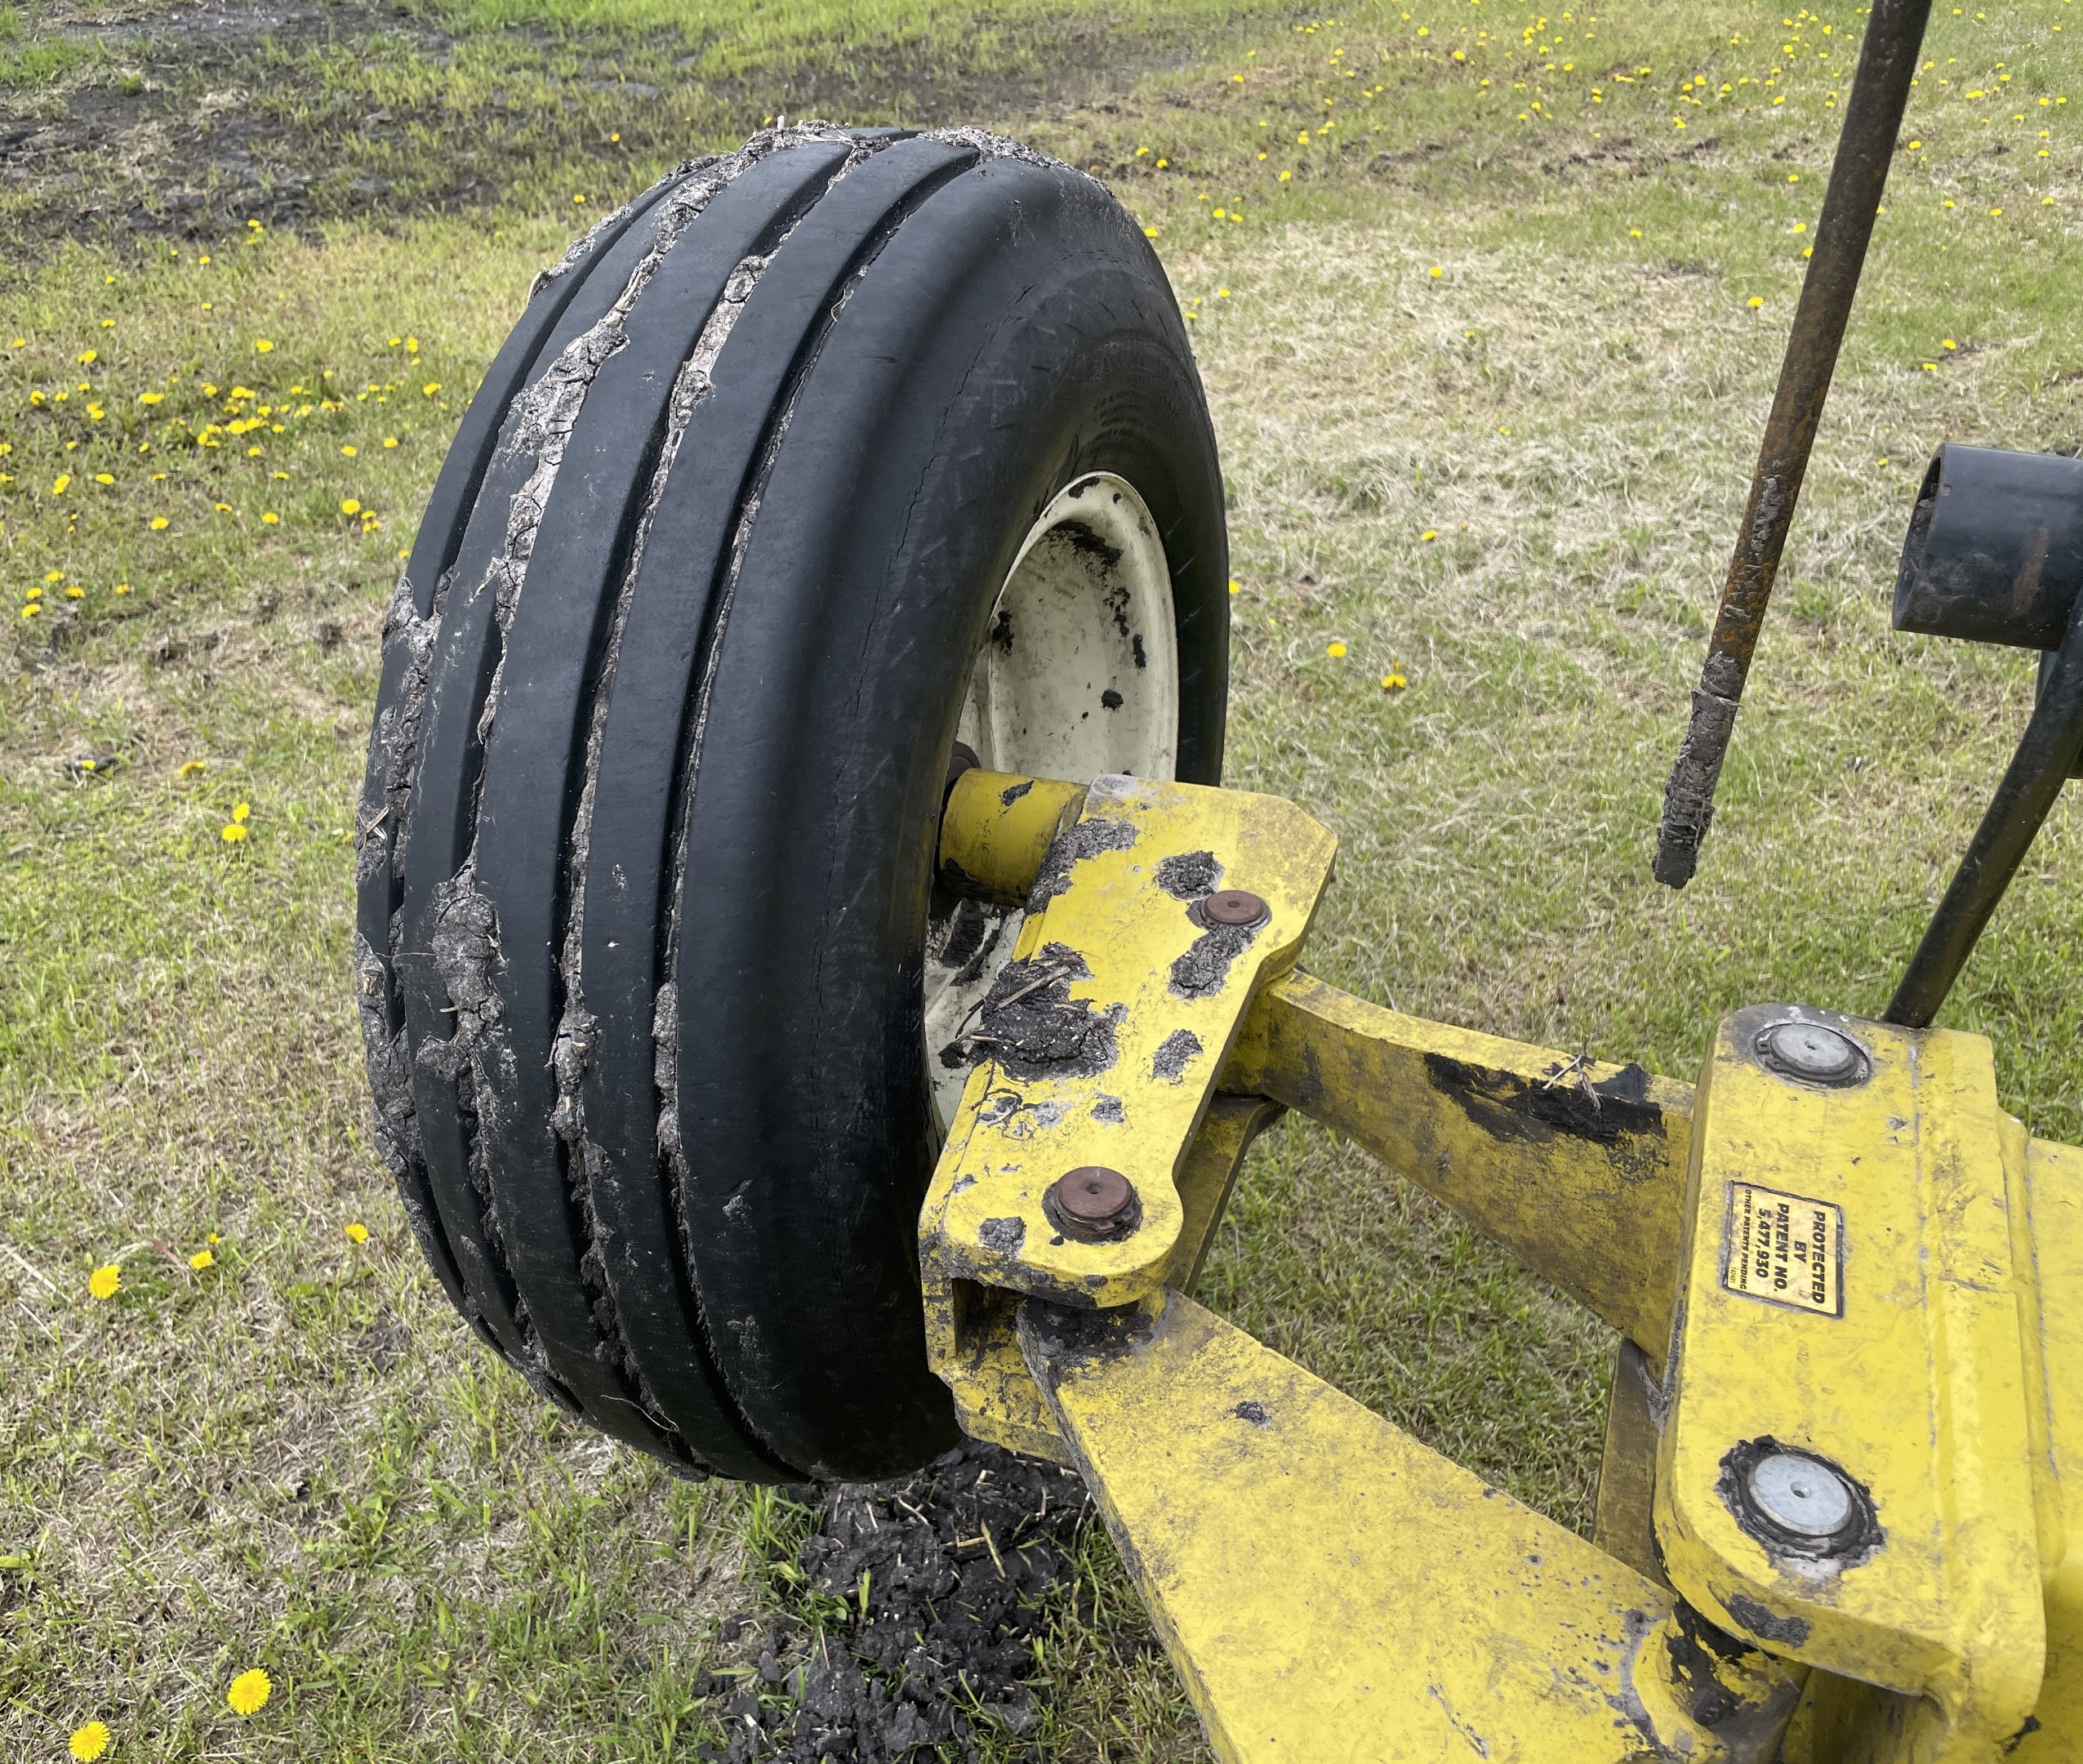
(362, 129), (1226, 1482)
(391, 186), (687, 1389)
(468, 141), (858, 1471)
(570, 136), (978, 1477)
(356, 180), (675, 1334)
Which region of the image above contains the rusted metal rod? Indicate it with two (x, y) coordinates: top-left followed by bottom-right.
(1652, 0), (1933, 889)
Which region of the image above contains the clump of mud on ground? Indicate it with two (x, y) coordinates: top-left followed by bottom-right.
(700, 1441), (1096, 1762)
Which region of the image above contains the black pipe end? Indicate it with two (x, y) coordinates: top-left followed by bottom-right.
(1894, 442), (2083, 649)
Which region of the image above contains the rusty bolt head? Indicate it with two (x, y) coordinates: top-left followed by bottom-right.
(1201, 889), (1270, 928)
(1045, 1166), (1140, 1241)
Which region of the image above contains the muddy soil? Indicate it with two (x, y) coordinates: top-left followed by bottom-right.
(0, 0), (1202, 261)
(706, 1443), (1102, 1762)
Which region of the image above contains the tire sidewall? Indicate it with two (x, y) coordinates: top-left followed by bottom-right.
(673, 158), (1227, 1475)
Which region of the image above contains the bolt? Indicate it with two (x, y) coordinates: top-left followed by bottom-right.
(1201, 889), (1270, 928)
(1045, 1166), (1140, 1241)
(1746, 1450), (1857, 1539)
(1755, 1019), (1867, 1088)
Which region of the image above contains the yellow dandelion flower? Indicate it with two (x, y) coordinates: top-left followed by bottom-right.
(65, 585), (82, 599)
(76, 350), (97, 365)
(87, 1264), (120, 1300)
(1325, 641), (1348, 658)
(261, 511), (279, 525)
(1422, 528), (1440, 541)
(225, 1669), (272, 1717)
(422, 383), (441, 397)
(406, 336), (419, 354)
(220, 823), (248, 844)
(20, 603), (41, 619)
(341, 445), (358, 457)
(1227, 578), (1242, 595)
(1747, 295), (1765, 309)
(345, 1222), (370, 1245)
(383, 436), (398, 448)
(1427, 265), (1444, 278)
(340, 498), (362, 516)
(94, 473), (113, 486)
(149, 516), (169, 530)
(69, 1721), (112, 1762)
(255, 339), (274, 353)
(231, 802), (251, 823)
(51, 474), (70, 495)
(189, 1248), (215, 1270)
(44, 570), (60, 583)
(114, 581), (131, 595)
(1943, 338), (1958, 350)
(1380, 670), (1409, 691)
(178, 760), (207, 776)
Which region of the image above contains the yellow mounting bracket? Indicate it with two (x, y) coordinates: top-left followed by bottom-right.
(918, 770), (1334, 1458)
(1658, 1006), (2045, 1759)
(919, 773), (2083, 1762)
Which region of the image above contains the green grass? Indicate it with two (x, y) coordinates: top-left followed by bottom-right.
(6, 0), (2083, 1757)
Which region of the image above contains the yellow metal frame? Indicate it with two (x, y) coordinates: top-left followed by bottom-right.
(919, 773), (2083, 1763)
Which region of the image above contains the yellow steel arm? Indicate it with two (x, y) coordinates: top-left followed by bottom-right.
(1226, 972), (1693, 1363)
(1023, 1286), (1804, 1763)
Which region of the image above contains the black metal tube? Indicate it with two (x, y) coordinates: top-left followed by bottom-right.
(1894, 443), (2083, 649)
(1653, 0), (1933, 889)
(1885, 595), (2083, 1027)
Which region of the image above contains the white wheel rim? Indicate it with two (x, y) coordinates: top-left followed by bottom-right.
(923, 471), (1180, 1131)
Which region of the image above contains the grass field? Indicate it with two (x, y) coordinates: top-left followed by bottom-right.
(6, 0), (2083, 1757)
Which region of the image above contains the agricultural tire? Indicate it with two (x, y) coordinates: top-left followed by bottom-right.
(354, 126), (1229, 1482)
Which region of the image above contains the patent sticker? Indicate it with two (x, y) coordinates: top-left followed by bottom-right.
(1724, 1182), (1843, 1317)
